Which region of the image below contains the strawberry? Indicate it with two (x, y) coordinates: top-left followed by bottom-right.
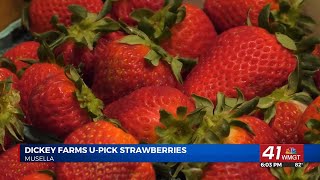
(156, 93), (276, 179)
(298, 96), (320, 143)
(46, 1), (121, 86)
(222, 115), (276, 144)
(157, 92), (276, 145)
(92, 34), (177, 104)
(269, 101), (305, 143)
(132, 2), (217, 60)
(2, 41), (39, 72)
(103, 86), (195, 143)
(56, 120), (155, 179)
(271, 163), (320, 180)
(29, 0), (103, 33)
(17, 63), (65, 124)
(204, 0), (278, 32)
(111, 0), (165, 25)
(0, 77), (24, 150)
(255, 87), (311, 144)
(54, 41), (95, 86)
(159, 3), (217, 59)
(22, 172), (54, 180)
(202, 163), (275, 180)
(28, 67), (104, 138)
(183, 26), (296, 104)
(0, 68), (18, 85)
(0, 144), (55, 180)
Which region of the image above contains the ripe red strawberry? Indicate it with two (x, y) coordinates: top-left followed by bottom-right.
(3, 41), (39, 72)
(56, 120), (155, 179)
(268, 101), (305, 144)
(17, 63), (65, 124)
(0, 68), (18, 85)
(0, 144), (55, 180)
(111, 0), (164, 25)
(160, 3), (217, 60)
(29, 0), (103, 33)
(22, 172), (53, 180)
(92, 34), (177, 104)
(183, 26), (296, 104)
(298, 96), (320, 143)
(104, 86), (195, 143)
(54, 41), (95, 86)
(223, 115), (276, 144)
(28, 68), (103, 138)
(204, 0), (279, 32)
(254, 87), (310, 144)
(202, 163), (276, 180)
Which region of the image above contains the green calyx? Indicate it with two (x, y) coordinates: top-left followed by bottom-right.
(130, 0), (186, 44)
(258, 1), (320, 97)
(34, 0), (120, 62)
(0, 78), (24, 150)
(304, 119), (320, 144)
(0, 57), (17, 74)
(259, 0), (315, 43)
(64, 66), (104, 121)
(156, 107), (205, 144)
(51, 0), (120, 50)
(156, 90), (259, 145)
(190, 92), (259, 144)
(156, 90), (259, 180)
(257, 85), (312, 123)
(0, 57), (37, 79)
(271, 164), (320, 180)
(118, 24), (197, 84)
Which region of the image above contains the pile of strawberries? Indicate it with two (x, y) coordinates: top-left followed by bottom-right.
(0, 0), (320, 179)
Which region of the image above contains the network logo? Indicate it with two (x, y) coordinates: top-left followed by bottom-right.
(285, 147), (297, 155)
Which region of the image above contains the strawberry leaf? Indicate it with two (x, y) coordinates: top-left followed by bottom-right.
(131, 9), (155, 22)
(191, 94), (214, 114)
(23, 124), (62, 144)
(176, 6), (186, 24)
(258, 4), (271, 32)
(264, 104), (276, 124)
(275, 33), (297, 51)
(0, 78), (25, 150)
(0, 57), (17, 74)
(171, 58), (183, 84)
(145, 50), (161, 66)
(118, 35), (149, 45)
(68, 5), (88, 23)
(96, 0), (115, 21)
(230, 97), (259, 118)
(306, 119), (320, 130)
(258, 97), (275, 109)
(176, 106), (187, 119)
(291, 92), (313, 105)
(246, 8), (252, 26)
(229, 120), (255, 136)
(214, 92), (226, 114)
(288, 57), (301, 94)
(65, 66), (104, 120)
